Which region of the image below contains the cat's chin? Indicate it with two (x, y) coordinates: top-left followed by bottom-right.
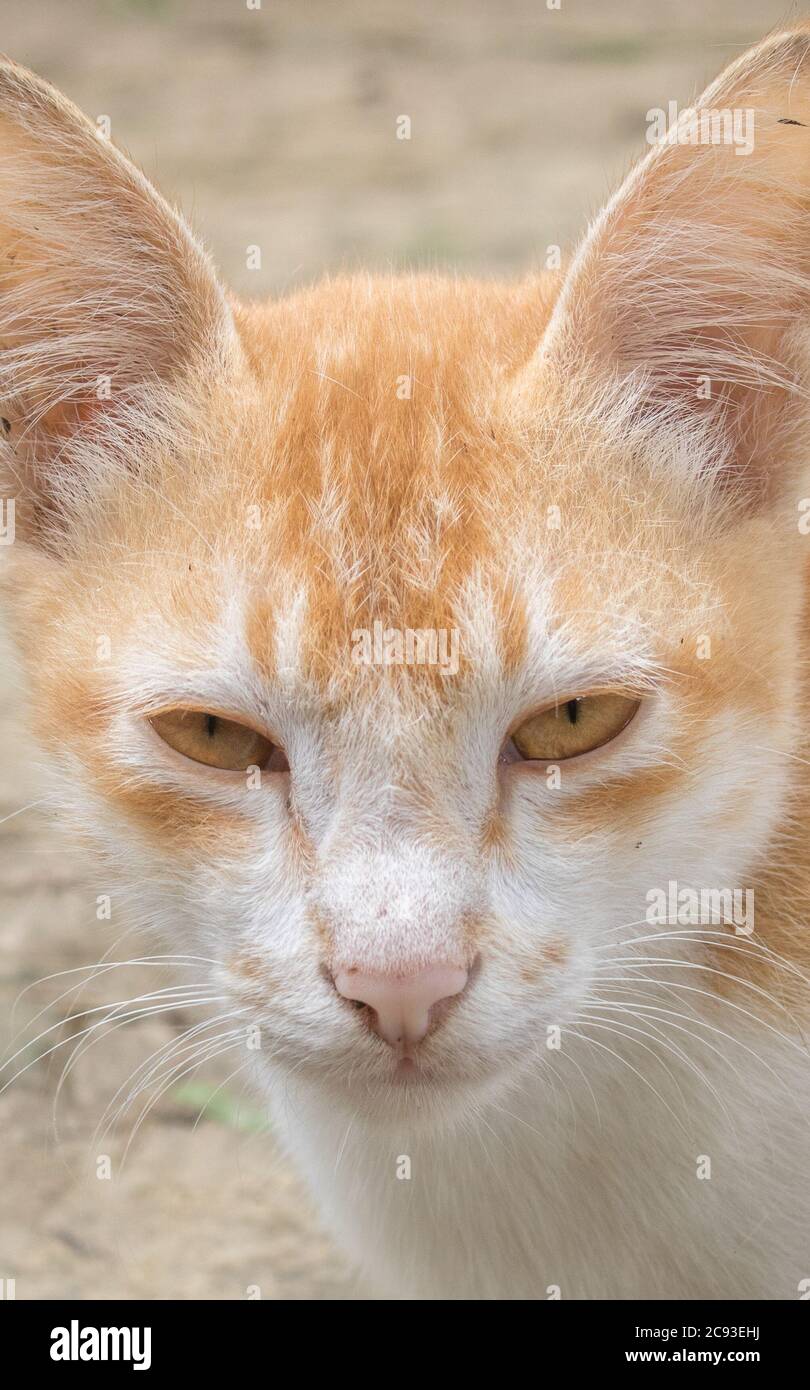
(322, 1072), (495, 1129)
(256, 1046), (513, 1129)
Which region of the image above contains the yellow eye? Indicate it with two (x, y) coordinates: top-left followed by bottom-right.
(149, 709), (284, 772)
(509, 693), (640, 762)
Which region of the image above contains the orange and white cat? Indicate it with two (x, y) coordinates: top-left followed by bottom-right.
(3, 25), (810, 1299)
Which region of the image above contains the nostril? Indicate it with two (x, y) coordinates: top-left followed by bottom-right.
(333, 962), (470, 1047)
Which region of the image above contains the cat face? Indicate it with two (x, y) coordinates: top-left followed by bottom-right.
(2, 32), (810, 1124)
(8, 280), (805, 1122)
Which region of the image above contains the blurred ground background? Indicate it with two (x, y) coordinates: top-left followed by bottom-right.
(0, 0), (800, 1300)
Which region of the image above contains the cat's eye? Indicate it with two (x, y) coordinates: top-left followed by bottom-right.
(506, 692), (640, 763)
(149, 709), (287, 772)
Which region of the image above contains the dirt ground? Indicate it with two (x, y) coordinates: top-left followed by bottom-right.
(0, 0), (796, 1300)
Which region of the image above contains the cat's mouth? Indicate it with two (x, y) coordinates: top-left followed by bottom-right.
(394, 1053), (418, 1080)
(375, 1036), (497, 1097)
(390, 1051), (438, 1085)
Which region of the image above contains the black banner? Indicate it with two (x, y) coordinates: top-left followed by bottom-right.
(1, 1298), (805, 1375)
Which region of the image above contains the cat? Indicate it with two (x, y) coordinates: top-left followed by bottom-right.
(2, 23), (810, 1300)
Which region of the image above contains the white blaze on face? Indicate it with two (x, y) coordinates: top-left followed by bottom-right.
(312, 840), (481, 977)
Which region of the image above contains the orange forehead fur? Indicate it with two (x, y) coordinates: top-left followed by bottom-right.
(232, 274), (552, 683)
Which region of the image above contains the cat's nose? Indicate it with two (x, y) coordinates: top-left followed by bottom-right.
(333, 963), (469, 1046)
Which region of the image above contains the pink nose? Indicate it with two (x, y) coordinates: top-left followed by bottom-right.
(334, 963), (469, 1046)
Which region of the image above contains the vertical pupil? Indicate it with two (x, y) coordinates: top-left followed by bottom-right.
(566, 699), (579, 725)
(205, 714), (218, 738)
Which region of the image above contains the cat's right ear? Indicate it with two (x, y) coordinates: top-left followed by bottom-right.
(0, 59), (238, 546)
(516, 23), (810, 509)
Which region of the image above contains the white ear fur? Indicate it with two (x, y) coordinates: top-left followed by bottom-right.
(0, 59), (237, 537)
(526, 25), (810, 499)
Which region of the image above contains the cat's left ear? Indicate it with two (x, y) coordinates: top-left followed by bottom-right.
(0, 59), (238, 542)
(522, 23), (810, 502)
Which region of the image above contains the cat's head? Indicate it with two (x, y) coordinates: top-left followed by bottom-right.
(3, 32), (810, 1124)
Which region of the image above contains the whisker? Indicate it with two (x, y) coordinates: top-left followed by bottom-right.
(570, 1013), (695, 1118)
(191, 1057), (258, 1135)
(0, 992), (225, 1098)
(600, 929), (809, 986)
(9, 955), (219, 1043)
(564, 1026), (691, 1138)
(577, 1005), (734, 1125)
(119, 1036), (248, 1168)
(583, 996), (804, 1116)
(592, 964), (809, 1051)
(94, 1009), (246, 1144)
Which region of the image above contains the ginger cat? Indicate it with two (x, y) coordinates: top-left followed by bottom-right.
(3, 26), (810, 1299)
